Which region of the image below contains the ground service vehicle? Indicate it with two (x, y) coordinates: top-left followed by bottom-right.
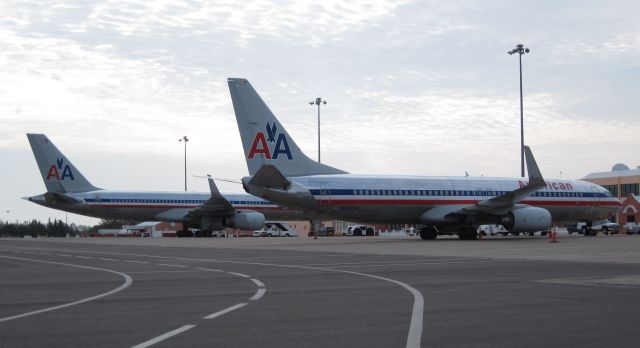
(625, 222), (640, 234)
(568, 220), (619, 236)
(254, 222), (297, 237)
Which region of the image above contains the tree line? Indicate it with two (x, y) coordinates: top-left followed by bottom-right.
(0, 219), (76, 237)
(0, 219), (136, 237)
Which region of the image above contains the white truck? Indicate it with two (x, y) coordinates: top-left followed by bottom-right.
(253, 222), (297, 237)
(567, 220), (620, 236)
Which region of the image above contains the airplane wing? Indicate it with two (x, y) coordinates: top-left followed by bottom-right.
(460, 146), (545, 215)
(429, 146), (546, 222)
(186, 176), (236, 217)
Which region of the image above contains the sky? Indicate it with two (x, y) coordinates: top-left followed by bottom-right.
(1, 0), (639, 226)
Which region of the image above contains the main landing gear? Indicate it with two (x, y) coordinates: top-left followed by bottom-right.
(419, 226), (438, 240)
(457, 226), (478, 240)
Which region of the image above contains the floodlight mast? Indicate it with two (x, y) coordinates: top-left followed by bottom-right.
(179, 136), (189, 191)
(309, 97), (326, 163)
(508, 43), (530, 177)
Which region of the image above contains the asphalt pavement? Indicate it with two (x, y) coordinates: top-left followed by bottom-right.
(1, 234), (639, 347)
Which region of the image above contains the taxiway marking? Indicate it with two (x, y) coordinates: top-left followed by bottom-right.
(204, 303), (248, 320)
(131, 324), (197, 348)
(0, 255), (133, 323)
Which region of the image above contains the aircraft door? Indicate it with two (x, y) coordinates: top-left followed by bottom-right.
(590, 186), (600, 219)
(319, 183), (331, 209)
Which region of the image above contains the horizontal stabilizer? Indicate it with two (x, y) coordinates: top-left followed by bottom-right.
(43, 192), (84, 204)
(249, 165), (290, 189)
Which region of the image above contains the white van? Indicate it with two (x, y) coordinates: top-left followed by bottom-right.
(254, 222), (298, 237)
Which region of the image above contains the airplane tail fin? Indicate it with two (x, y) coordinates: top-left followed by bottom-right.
(26, 134), (101, 193)
(227, 78), (347, 177)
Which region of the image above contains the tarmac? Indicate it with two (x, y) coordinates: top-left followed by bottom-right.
(1, 233), (639, 347)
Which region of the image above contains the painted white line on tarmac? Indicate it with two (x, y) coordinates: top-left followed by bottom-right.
(158, 263), (188, 268)
(126, 270), (205, 274)
(204, 303), (248, 319)
(12, 247), (422, 347)
(195, 267), (223, 272)
(0, 255), (133, 323)
(75, 256), (93, 259)
(98, 257), (118, 261)
(56, 254), (72, 257)
(250, 278), (265, 287)
(126, 260), (149, 264)
(249, 288), (266, 301)
(227, 271), (250, 278)
(131, 324), (197, 348)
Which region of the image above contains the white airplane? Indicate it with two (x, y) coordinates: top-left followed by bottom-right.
(24, 134), (303, 235)
(227, 78), (621, 240)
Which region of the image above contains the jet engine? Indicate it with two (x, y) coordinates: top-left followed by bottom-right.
(498, 206), (552, 232)
(224, 211), (265, 230)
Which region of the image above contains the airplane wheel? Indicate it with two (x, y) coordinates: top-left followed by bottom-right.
(457, 226), (477, 240)
(419, 226), (437, 240)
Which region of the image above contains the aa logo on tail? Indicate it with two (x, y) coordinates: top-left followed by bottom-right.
(248, 122), (292, 160)
(47, 158), (75, 180)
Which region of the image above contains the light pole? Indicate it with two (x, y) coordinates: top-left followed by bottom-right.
(508, 43), (530, 177)
(179, 136), (189, 191)
(309, 97), (326, 163)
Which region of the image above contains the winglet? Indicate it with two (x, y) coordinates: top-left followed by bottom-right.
(524, 146), (544, 185)
(207, 175), (221, 195)
(200, 174), (235, 212)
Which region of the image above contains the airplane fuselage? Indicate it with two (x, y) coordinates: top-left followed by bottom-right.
(29, 190), (304, 223)
(245, 174), (620, 226)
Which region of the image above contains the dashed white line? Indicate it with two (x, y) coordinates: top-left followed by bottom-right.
(98, 258), (118, 261)
(250, 278), (265, 288)
(227, 271), (250, 278)
(158, 264), (188, 268)
(0, 255), (133, 323)
(75, 256), (93, 259)
(125, 260), (149, 264)
(195, 267), (223, 272)
(131, 324), (197, 348)
(56, 254), (72, 257)
(203, 303), (248, 319)
(249, 288), (266, 301)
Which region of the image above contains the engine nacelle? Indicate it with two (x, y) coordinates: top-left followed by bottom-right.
(499, 207), (552, 232)
(225, 211), (265, 230)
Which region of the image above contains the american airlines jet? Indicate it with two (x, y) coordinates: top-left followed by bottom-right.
(228, 78), (621, 240)
(25, 134), (303, 235)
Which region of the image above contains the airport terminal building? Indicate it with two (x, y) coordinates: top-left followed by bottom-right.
(583, 164), (640, 223)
